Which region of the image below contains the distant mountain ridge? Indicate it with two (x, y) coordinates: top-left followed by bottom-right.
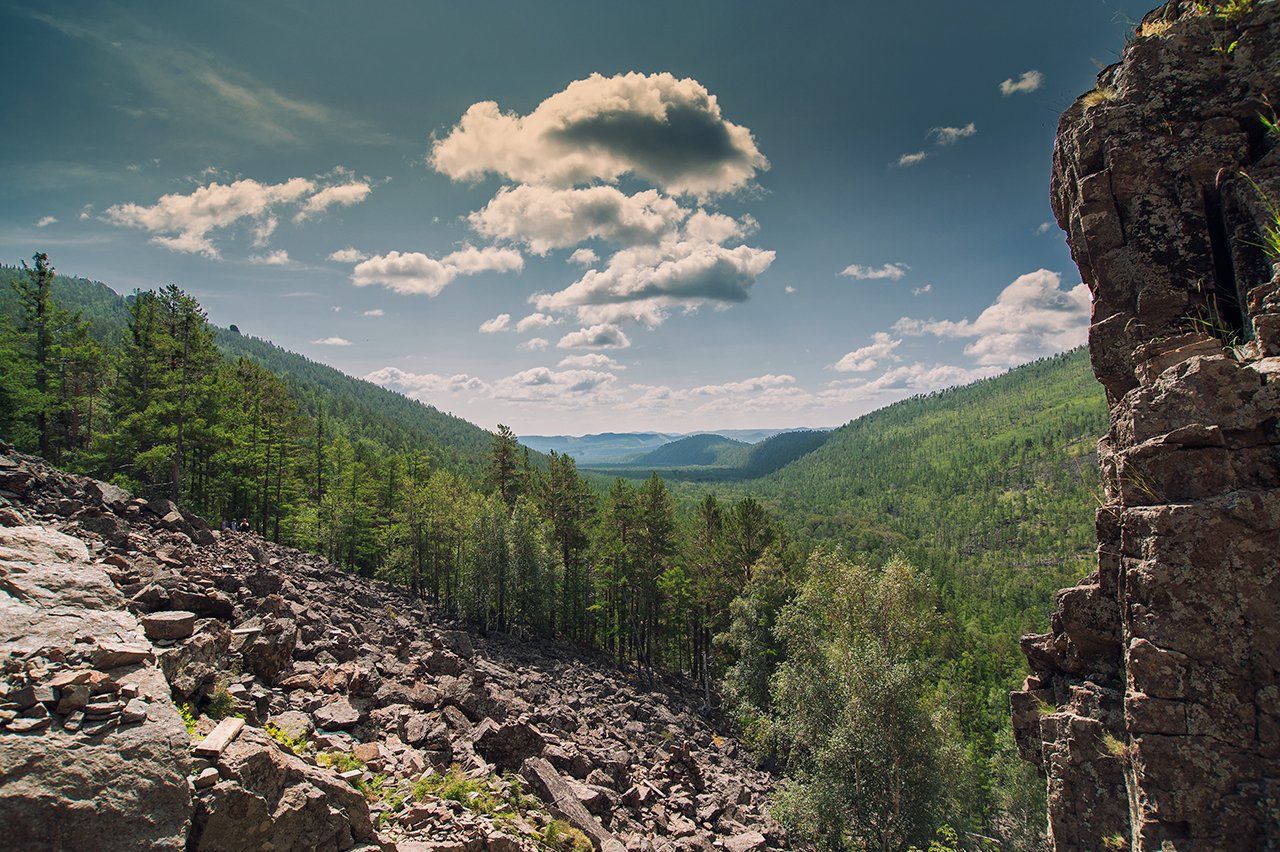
(522, 427), (829, 465)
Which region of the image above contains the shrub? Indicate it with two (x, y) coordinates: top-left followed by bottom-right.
(316, 750), (365, 773)
(206, 681), (239, 721)
(541, 819), (593, 852)
(412, 765), (499, 815)
(176, 702), (198, 737)
(264, 721), (309, 756)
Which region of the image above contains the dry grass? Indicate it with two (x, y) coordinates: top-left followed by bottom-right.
(1138, 19), (1174, 37)
(1081, 87), (1118, 110)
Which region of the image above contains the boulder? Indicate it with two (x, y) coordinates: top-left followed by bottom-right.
(142, 610), (197, 640)
(190, 726), (376, 851)
(240, 616), (297, 685)
(313, 697), (362, 731)
(474, 718), (545, 771)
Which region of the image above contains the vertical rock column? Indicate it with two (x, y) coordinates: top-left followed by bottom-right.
(1013, 2), (1280, 850)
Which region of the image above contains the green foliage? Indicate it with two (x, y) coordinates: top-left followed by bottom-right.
(1241, 172), (1280, 260)
(412, 766), (501, 815)
(206, 680), (239, 721)
(176, 701), (198, 737)
(541, 819), (594, 852)
(264, 721), (309, 756)
(1195, 0), (1255, 22)
(316, 750), (365, 773)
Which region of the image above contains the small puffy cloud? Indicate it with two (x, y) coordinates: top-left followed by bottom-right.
(480, 313), (511, 333)
(536, 237), (775, 326)
(893, 268), (1089, 366)
(784, 285), (796, 294)
(294, 181), (371, 222)
(896, 151), (928, 168)
(516, 313), (557, 333)
(831, 332), (902, 372)
(329, 246), (368, 263)
(104, 177), (314, 256)
(840, 262), (909, 281)
(366, 367), (489, 398)
(351, 245), (523, 297)
(312, 336), (352, 346)
(1036, 221), (1054, 235)
(491, 367), (619, 404)
(36, 215), (58, 228)
(430, 72), (768, 196)
(912, 284), (933, 296)
(557, 323), (631, 350)
(468, 185), (687, 254)
(559, 353), (624, 370)
(519, 337), (549, 351)
(79, 205), (93, 221)
(1000, 70), (1043, 96)
(249, 249), (291, 266)
(363, 309), (384, 317)
(929, 122), (976, 146)
(569, 248), (599, 266)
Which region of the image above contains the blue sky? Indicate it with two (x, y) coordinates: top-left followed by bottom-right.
(0, 0), (1151, 433)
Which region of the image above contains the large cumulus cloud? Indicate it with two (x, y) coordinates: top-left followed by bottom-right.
(430, 72), (768, 196)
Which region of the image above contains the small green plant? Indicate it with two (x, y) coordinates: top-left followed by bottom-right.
(1081, 87), (1118, 110)
(1102, 831), (1130, 850)
(413, 765), (501, 816)
(1240, 172), (1280, 260)
(355, 773), (407, 811)
(264, 721), (309, 756)
(176, 701), (198, 738)
(206, 681), (239, 721)
(1100, 731), (1129, 758)
(1195, 0), (1255, 22)
(1031, 695), (1056, 717)
(316, 750), (365, 773)
(541, 819), (594, 852)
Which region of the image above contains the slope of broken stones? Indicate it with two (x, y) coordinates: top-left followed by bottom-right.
(0, 444), (783, 852)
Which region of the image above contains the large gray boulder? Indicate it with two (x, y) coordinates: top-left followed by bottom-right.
(0, 526), (192, 850)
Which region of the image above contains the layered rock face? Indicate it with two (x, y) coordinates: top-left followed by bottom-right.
(1012, 2), (1280, 850)
(0, 448), (781, 852)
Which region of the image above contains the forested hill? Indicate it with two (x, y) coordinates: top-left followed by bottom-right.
(0, 264), (511, 482)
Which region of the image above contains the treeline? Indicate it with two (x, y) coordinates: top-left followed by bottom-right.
(0, 254), (1047, 850)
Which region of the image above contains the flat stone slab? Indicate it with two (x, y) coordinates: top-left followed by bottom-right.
(194, 716), (245, 759)
(94, 642), (154, 669)
(141, 610), (196, 640)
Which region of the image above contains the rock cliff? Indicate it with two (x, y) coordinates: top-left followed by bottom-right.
(0, 447), (782, 852)
(1012, 2), (1280, 850)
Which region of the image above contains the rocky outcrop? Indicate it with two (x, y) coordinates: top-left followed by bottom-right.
(0, 447), (784, 851)
(1013, 2), (1280, 850)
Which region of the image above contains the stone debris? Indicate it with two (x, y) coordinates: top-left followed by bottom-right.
(0, 443), (785, 850)
(1012, 3), (1280, 850)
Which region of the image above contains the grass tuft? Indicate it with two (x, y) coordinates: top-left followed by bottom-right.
(1081, 87), (1118, 110)
(1137, 19), (1173, 37)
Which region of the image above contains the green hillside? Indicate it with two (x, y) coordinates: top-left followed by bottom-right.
(0, 265), (514, 482)
(629, 433), (748, 466)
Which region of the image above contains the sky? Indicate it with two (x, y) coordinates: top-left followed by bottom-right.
(0, 0), (1153, 434)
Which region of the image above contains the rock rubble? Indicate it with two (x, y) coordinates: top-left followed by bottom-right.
(0, 445), (784, 851)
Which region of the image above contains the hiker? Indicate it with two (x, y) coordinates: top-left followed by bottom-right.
(237, 518), (251, 533)
(220, 519), (232, 533)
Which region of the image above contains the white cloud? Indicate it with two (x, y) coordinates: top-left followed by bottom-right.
(896, 151), (928, 168)
(468, 185), (687, 254)
(893, 269), (1089, 366)
(329, 247), (368, 263)
(836, 362), (1002, 395)
(35, 215), (57, 228)
(558, 353), (625, 370)
(535, 235), (774, 326)
(366, 367), (490, 398)
(557, 323), (631, 350)
(363, 309), (383, 317)
(103, 177), (314, 257)
(831, 332), (902, 372)
(249, 249), (290, 266)
(491, 367), (619, 404)
(295, 181), (371, 222)
(569, 248), (599, 266)
(1036, 221), (1054, 235)
(312, 336), (352, 346)
(912, 283), (933, 296)
(78, 205), (93, 221)
(430, 72), (768, 196)
(1000, 70), (1043, 96)
(519, 337), (549, 351)
(516, 312), (557, 332)
(480, 313), (511, 333)
(784, 285), (796, 294)
(350, 245), (523, 297)
(840, 262), (909, 281)
(929, 122), (977, 146)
